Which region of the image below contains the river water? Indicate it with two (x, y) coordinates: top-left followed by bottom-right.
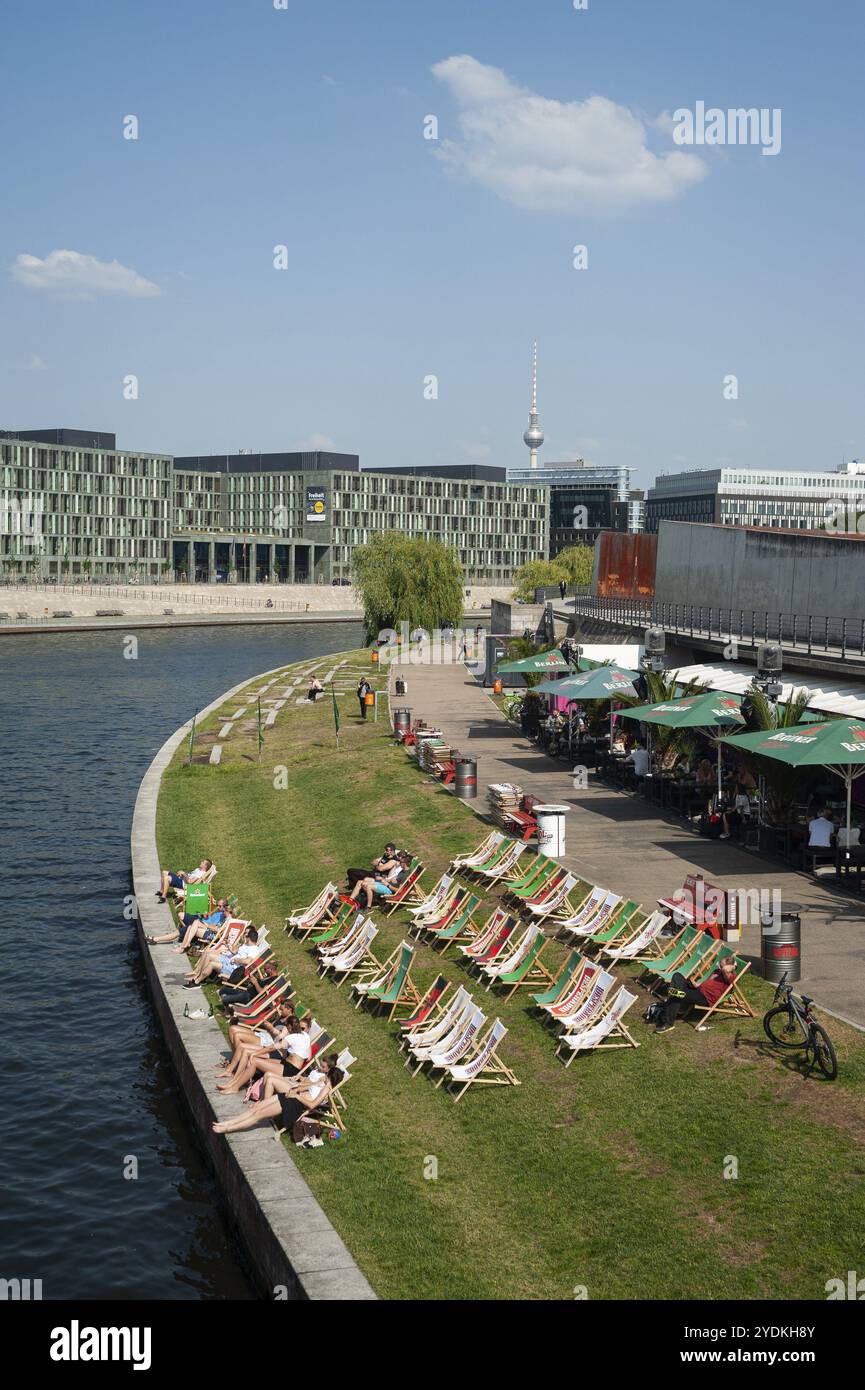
(0, 621), (361, 1300)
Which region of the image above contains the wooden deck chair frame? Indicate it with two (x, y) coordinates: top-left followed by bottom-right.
(556, 987), (640, 1064)
(447, 1020), (521, 1102)
(398, 974), (451, 1035)
(368, 944), (422, 1020)
(685, 948), (755, 1026)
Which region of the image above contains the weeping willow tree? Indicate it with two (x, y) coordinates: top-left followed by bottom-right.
(740, 683), (813, 824)
(351, 533), (464, 643)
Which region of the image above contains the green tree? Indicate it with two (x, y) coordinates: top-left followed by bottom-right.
(352, 533), (464, 642)
(511, 558), (566, 602)
(555, 544), (594, 589)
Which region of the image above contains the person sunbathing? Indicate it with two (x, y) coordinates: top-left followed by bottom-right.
(156, 859), (212, 903)
(170, 899), (230, 952)
(216, 1012), (313, 1092)
(212, 1056), (342, 1143)
(183, 926), (260, 988)
(654, 956), (738, 1034)
(350, 851), (411, 908)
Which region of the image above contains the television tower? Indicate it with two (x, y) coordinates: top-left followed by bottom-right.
(522, 339), (544, 469)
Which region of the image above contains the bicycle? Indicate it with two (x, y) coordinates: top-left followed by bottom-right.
(762, 972), (838, 1080)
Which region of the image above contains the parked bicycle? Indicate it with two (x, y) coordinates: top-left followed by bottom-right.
(762, 972), (838, 1079)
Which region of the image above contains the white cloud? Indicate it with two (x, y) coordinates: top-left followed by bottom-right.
(26, 353), (47, 370)
(291, 433), (337, 452)
(431, 55), (707, 215)
(11, 249), (161, 299)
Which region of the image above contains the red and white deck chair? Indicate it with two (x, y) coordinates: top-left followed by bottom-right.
(479, 923), (541, 990)
(406, 872), (455, 921)
(561, 890), (623, 941)
(602, 911), (669, 961)
(398, 974), (452, 1039)
(524, 872), (580, 926)
(556, 987), (640, 1065)
(408, 884), (466, 940)
(424, 1005), (487, 1087)
(540, 956), (602, 1022)
(399, 984), (469, 1056)
(457, 906), (507, 962)
(445, 1019), (520, 1102)
(405, 992), (476, 1075)
(450, 830), (504, 872)
(554, 968), (615, 1036)
(284, 882), (340, 938)
(210, 917), (252, 952)
(462, 915), (517, 977)
(474, 839), (527, 884)
(323, 920), (380, 989)
(553, 886), (607, 936)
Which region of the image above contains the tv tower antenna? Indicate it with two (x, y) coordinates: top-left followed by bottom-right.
(523, 340), (544, 469)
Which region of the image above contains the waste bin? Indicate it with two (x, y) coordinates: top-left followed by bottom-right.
(393, 707), (411, 737)
(395, 677), (407, 697)
(535, 804), (570, 858)
(760, 911), (801, 984)
(454, 757), (478, 799)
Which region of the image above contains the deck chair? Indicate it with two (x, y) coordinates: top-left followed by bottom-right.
(582, 901), (642, 951)
(398, 974), (451, 1034)
(561, 891), (623, 940)
(460, 835), (517, 880)
(552, 967), (615, 1034)
(351, 942), (403, 1008)
(540, 956), (600, 1021)
(450, 830), (504, 872)
(211, 917), (251, 952)
(446, 1019), (520, 1102)
(457, 906), (507, 961)
(428, 893), (482, 952)
(379, 861), (426, 914)
(602, 911), (669, 961)
(686, 945), (755, 1026)
(229, 974), (293, 1023)
(503, 857), (558, 903)
(556, 987), (640, 1064)
(316, 911), (367, 966)
(424, 1006), (487, 1087)
(284, 882), (339, 937)
(409, 887), (468, 941)
(303, 1047), (356, 1133)
(321, 920), (379, 986)
(400, 984), (468, 1055)
(523, 872), (581, 925)
(632, 923), (696, 973)
(463, 917), (517, 976)
(646, 932), (720, 993)
(476, 839), (528, 884)
(407, 872), (454, 919)
(553, 885), (607, 935)
(530, 949), (583, 1011)
(487, 926), (555, 1000)
(307, 900), (355, 948)
(405, 992), (475, 1073)
(366, 942), (421, 1020)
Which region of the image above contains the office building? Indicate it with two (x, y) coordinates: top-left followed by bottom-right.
(506, 459), (638, 554)
(645, 463), (865, 533)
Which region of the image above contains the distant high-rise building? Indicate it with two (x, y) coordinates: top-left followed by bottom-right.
(507, 458), (638, 555)
(645, 463), (865, 533)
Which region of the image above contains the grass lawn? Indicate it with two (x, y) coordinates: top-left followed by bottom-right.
(157, 649), (865, 1301)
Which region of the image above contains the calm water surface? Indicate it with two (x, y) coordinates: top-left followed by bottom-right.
(0, 621), (361, 1299)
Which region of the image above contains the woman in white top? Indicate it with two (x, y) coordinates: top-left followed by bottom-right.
(216, 1013), (312, 1094)
(212, 1056), (342, 1142)
(216, 1001), (295, 1080)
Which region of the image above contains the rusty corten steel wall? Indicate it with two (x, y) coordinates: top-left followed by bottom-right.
(592, 531), (658, 598)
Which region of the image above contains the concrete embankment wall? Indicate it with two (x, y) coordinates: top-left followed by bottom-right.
(655, 521), (865, 621)
(130, 665), (376, 1302)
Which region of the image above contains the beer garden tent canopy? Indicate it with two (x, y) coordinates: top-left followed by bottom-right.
(495, 650), (573, 675)
(534, 666), (641, 701)
(619, 690), (747, 795)
(721, 717), (865, 852)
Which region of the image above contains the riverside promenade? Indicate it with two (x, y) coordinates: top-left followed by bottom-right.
(395, 659), (865, 1029)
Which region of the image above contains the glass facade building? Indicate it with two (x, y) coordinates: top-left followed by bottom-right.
(646, 464), (865, 533)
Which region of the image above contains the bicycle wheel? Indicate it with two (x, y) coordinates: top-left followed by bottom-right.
(763, 1005), (805, 1048)
(808, 1025), (838, 1080)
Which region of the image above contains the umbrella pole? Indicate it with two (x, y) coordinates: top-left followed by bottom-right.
(717, 740), (722, 800)
(846, 772), (852, 862)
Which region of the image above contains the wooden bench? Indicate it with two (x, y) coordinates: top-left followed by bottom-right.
(504, 809), (539, 842)
(658, 872), (733, 940)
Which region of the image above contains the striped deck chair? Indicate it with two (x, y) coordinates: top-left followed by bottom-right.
(457, 906), (507, 961)
(632, 923), (697, 973)
(406, 995), (477, 1075)
(307, 900), (355, 948)
(541, 956), (601, 1021)
(463, 916), (517, 976)
(530, 949), (583, 1011)
(428, 893), (482, 952)
(524, 872), (581, 926)
(284, 882), (339, 937)
(401, 986), (471, 1060)
(407, 872), (454, 919)
(450, 830), (504, 872)
(379, 861), (426, 915)
(316, 911), (367, 967)
(602, 911), (669, 961)
(562, 890), (623, 940)
(553, 885), (607, 935)
(480, 840), (531, 885)
(398, 974), (450, 1034)
(351, 942), (403, 1008)
(686, 945), (755, 1026)
(320, 920), (379, 986)
(503, 857), (558, 904)
(487, 927), (555, 1000)
(446, 1019), (520, 1102)
(210, 917), (251, 953)
(366, 942), (421, 1020)
(545, 877), (595, 924)
(556, 987), (640, 1064)
(480, 923), (541, 987)
(553, 968), (615, 1035)
(408, 886), (467, 940)
(425, 1005), (487, 1087)
(460, 835), (518, 881)
(229, 974), (293, 1024)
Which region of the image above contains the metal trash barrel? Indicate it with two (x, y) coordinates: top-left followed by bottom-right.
(760, 911), (801, 984)
(395, 677), (407, 697)
(393, 708), (411, 736)
(535, 803), (570, 858)
(454, 757), (478, 799)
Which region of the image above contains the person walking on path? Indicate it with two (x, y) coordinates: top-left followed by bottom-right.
(357, 675), (372, 719)
(559, 578), (567, 602)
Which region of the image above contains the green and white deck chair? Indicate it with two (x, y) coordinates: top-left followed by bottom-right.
(351, 942), (403, 1008)
(686, 945), (755, 1026)
(321, 920), (379, 987)
(602, 911), (669, 961)
(647, 932), (719, 992)
(407, 872), (454, 920)
(446, 1019), (520, 1102)
(633, 923), (697, 975)
(450, 830), (505, 872)
(425, 1005), (487, 1087)
(475, 838), (527, 883)
(524, 871), (581, 926)
(582, 901), (642, 951)
(284, 881), (339, 937)
(486, 925), (555, 1000)
(429, 892), (482, 952)
(457, 906), (507, 961)
(400, 984), (470, 1058)
(530, 949), (583, 1011)
(503, 856), (558, 903)
(316, 910), (367, 967)
(366, 942), (421, 1020)
(306, 899), (355, 948)
(459, 835), (514, 880)
(562, 890), (623, 940)
(556, 987), (640, 1065)
(553, 967), (615, 1034)
(407, 994), (478, 1076)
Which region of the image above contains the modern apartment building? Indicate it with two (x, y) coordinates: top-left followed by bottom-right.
(0, 431), (548, 583)
(645, 463), (865, 533)
(506, 460), (639, 554)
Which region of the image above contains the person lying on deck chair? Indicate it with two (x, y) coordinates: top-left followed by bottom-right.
(212, 1056), (342, 1145)
(345, 841), (402, 890)
(146, 898), (228, 947)
(219, 1000), (296, 1064)
(219, 959), (279, 1011)
(216, 1012), (313, 1092)
(654, 956), (738, 1034)
(349, 851), (411, 909)
(183, 926), (260, 988)
(156, 859), (212, 903)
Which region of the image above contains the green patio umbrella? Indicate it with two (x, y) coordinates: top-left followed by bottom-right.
(534, 666), (641, 700)
(495, 649), (572, 675)
(619, 690), (746, 795)
(721, 717), (865, 853)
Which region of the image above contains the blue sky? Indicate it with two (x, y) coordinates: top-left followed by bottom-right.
(1, 0), (862, 488)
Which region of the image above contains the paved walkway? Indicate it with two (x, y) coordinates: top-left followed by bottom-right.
(397, 660), (865, 1028)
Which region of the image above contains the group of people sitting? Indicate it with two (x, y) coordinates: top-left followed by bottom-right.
(151, 855), (343, 1147)
(346, 841), (412, 908)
